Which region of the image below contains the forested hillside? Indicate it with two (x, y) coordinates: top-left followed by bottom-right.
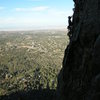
(0, 30), (68, 98)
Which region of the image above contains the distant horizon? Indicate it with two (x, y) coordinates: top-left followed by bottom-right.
(0, 26), (68, 31)
(0, 0), (74, 30)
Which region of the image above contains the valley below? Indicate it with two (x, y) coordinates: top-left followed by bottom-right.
(0, 30), (68, 99)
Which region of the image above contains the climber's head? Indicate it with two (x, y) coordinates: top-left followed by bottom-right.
(68, 16), (71, 19)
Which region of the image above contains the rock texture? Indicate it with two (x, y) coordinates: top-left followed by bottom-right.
(57, 0), (100, 100)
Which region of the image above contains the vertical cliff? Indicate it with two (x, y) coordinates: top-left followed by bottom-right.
(57, 0), (100, 100)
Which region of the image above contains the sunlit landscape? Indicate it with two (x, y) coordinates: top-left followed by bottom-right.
(0, 30), (68, 97)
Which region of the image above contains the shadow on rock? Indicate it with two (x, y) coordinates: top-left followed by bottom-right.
(0, 88), (56, 100)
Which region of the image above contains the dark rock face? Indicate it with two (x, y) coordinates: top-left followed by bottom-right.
(57, 0), (100, 100)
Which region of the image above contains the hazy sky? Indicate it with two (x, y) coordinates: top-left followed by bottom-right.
(0, 0), (74, 30)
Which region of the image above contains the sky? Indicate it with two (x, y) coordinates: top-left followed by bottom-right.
(0, 0), (74, 30)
